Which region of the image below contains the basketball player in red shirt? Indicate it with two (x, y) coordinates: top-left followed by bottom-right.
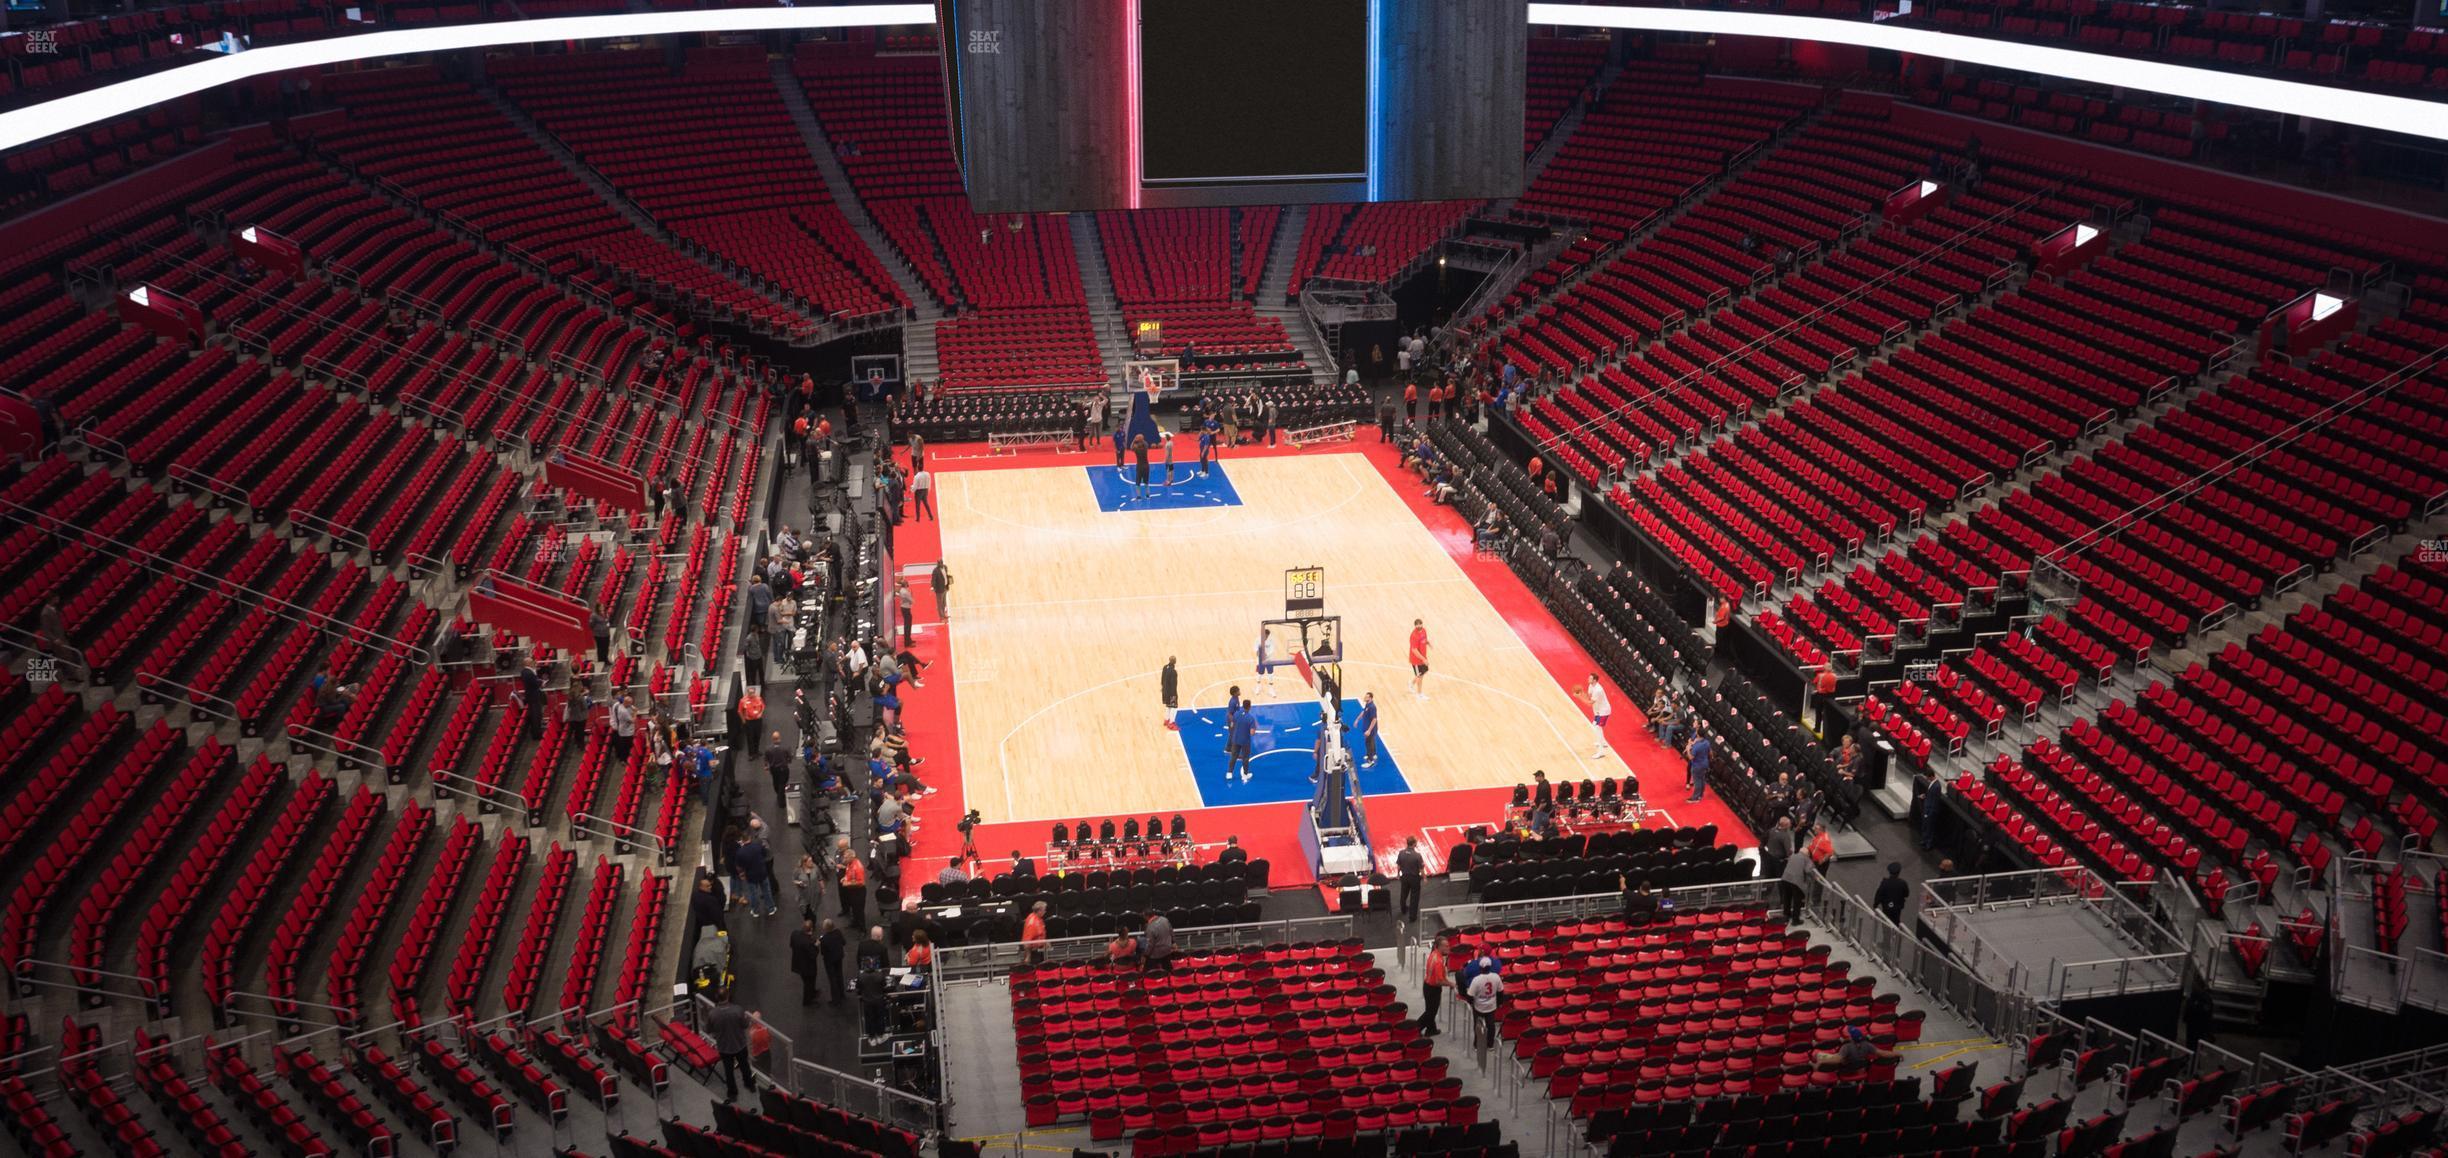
(1408, 618), (1430, 700)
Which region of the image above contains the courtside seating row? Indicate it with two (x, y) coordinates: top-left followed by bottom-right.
(1469, 844), (1749, 903)
(893, 387), (1092, 440)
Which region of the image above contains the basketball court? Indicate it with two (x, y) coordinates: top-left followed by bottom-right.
(881, 434), (1751, 886)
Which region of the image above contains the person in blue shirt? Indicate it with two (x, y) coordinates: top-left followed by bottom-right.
(1225, 703), (1256, 784)
(692, 742), (720, 805)
(1197, 417), (1219, 477)
(1685, 732), (1713, 802)
(1349, 692), (1381, 769)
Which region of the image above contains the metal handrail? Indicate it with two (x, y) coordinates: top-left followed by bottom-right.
(166, 462), (254, 511)
(933, 914), (1357, 982)
(131, 672), (240, 724)
(2033, 338), (2448, 574)
(287, 507), (371, 557)
(430, 768), (533, 818)
(221, 990), (357, 1026)
(569, 811), (667, 857)
(12, 958), (163, 1005)
(0, 494), (436, 665)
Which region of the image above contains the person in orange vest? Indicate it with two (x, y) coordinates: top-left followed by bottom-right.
(1403, 380), (1419, 422)
(835, 838), (868, 927)
(1021, 901), (1050, 965)
(1416, 933), (1452, 1037)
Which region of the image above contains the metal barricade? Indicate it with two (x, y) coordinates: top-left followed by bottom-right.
(788, 1057), (943, 1137)
(933, 914), (1358, 982)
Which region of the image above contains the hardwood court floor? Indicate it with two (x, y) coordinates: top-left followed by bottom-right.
(937, 452), (1637, 823)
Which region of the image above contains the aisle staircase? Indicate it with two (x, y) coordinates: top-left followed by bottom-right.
(1251, 205), (1335, 381)
(768, 54), (944, 380)
(1072, 213), (1132, 392)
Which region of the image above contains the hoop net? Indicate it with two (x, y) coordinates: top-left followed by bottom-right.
(1126, 358), (1180, 406)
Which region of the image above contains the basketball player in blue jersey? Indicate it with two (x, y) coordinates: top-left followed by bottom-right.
(1197, 416), (1219, 477)
(1222, 684), (1243, 764)
(1225, 699), (1256, 784)
(1350, 691), (1381, 768)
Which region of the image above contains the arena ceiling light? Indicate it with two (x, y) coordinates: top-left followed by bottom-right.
(0, 3), (932, 152)
(1529, 2), (2448, 142)
(7, 2), (2447, 155)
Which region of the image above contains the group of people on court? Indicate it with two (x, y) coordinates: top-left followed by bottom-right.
(1117, 415), (1229, 500)
(1154, 619), (1430, 788)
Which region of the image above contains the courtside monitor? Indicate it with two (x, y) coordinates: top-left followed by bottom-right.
(939, 0), (1527, 212)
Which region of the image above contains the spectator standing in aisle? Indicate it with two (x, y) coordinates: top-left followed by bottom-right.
(747, 575), (772, 642)
(589, 612), (611, 665)
(791, 916), (824, 1005)
(610, 693), (636, 760)
(1684, 730), (1712, 802)
(763, 731), (793, 805)
(1377, 394), (1396, 441)
(705, 989), (755, 1101)
(1465, 955), (1503, 1049)
(516, 661), (545, 740)
(1141, 911), (1175, 972)
(1762, 816), (1795, 883)
(1918, 772), (1947, 850)
(1396, 837), (1426, 922)
(1417, 934), (1450, 1036)
(736, 826), (776, 918)
(1779, 830), (1812, 921)
(835, 838), (869, 927)
(1021, 901), (1050, 964)
(895, 580), (915, 648)
(818, 919), (847, 1004)
(768, 590), (793, 666)
(1874, 861), (1911, 926)
(689, 871), (726, 935)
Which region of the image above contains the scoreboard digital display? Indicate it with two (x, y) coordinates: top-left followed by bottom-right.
(940, 0), (1525, 213)
(1137, 0), (1369, 193)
